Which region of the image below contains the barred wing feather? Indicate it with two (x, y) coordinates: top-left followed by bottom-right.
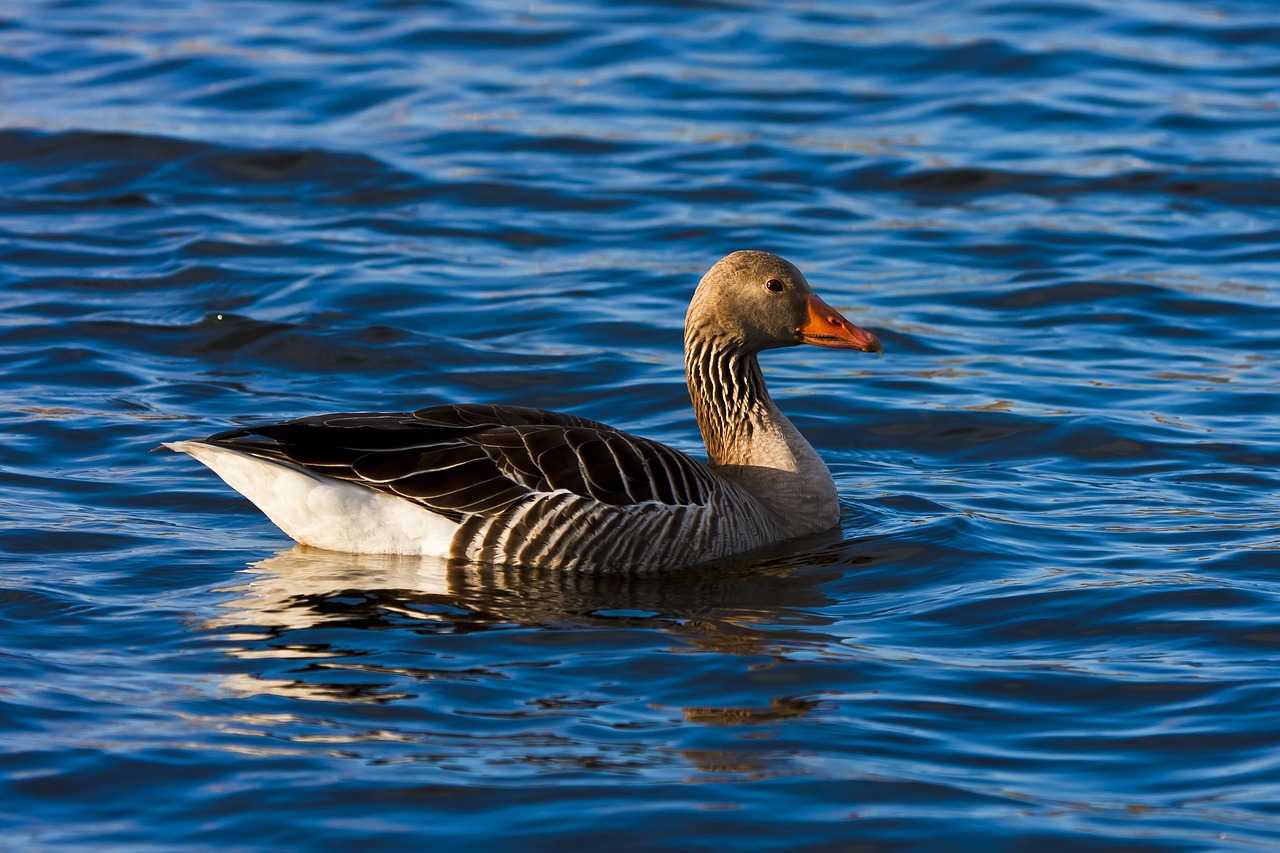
(199, 404), (742, 563)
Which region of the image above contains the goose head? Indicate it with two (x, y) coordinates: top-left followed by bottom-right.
(686, 250), (882, 354)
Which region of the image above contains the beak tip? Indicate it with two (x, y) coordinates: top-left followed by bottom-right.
(799, 293), (883, 354)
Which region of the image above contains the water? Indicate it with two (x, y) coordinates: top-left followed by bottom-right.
(2, 0), (1279, 848)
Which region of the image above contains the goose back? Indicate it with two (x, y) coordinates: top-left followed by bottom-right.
(200, 403), (787, 570)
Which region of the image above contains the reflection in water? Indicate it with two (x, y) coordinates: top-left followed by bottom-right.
(207, 540), (848, 706)
(678, 748), (802, 783)
(682, 696), (822, 726)
(209, 548), (453, 633)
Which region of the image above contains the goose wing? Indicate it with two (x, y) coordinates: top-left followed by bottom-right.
(202, 403), (719, 522)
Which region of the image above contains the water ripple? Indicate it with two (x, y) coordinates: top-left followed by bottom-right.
(2, 0), (1280, 849)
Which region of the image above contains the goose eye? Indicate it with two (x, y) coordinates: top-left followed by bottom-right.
(764, 278), (785, 293)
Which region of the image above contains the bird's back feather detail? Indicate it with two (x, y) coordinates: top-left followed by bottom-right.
(175, 403), (779, 570)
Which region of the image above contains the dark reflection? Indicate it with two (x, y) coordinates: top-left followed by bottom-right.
(682, 696), (823, 726)
(677, 746), (809, 782)
(208, 534), (852, 704)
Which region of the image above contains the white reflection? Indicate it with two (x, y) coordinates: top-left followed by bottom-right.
(210, 546), (452, 632)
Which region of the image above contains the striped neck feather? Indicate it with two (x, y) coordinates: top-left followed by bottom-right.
(684, 331), (772, 467)
(683, 327), (839, 536)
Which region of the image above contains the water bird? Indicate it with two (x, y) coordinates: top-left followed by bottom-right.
(166, 251), (882, 571)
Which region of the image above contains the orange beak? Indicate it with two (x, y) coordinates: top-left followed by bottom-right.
(798, 293), (883, 353)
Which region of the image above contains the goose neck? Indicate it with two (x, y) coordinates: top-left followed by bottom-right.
(683, 331), (775, 467)
(683, 325), (841, 537)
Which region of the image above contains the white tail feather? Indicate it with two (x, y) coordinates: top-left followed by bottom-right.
(165, 441), (459, 556)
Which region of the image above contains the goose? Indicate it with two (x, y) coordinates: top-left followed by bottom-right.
(166, 251), (882, 571)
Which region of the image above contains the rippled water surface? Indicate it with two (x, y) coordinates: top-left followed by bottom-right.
(3, 0), (1280, 849)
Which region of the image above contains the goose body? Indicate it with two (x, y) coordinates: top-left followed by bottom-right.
(168, 251), (882, 571)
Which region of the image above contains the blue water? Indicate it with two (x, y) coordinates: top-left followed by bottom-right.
(2, 0), (1279, 849)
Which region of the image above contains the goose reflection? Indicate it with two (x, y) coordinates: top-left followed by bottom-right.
(208, 532), (855, 707)
(212, 536), (849, 635)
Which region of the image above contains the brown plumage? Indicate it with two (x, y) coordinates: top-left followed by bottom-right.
(166, 251), (882, 571)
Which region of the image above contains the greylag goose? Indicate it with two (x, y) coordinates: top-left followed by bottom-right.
(166, 251), (882, 571)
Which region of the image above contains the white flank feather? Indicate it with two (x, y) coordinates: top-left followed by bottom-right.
(165, 441), (459, 556)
